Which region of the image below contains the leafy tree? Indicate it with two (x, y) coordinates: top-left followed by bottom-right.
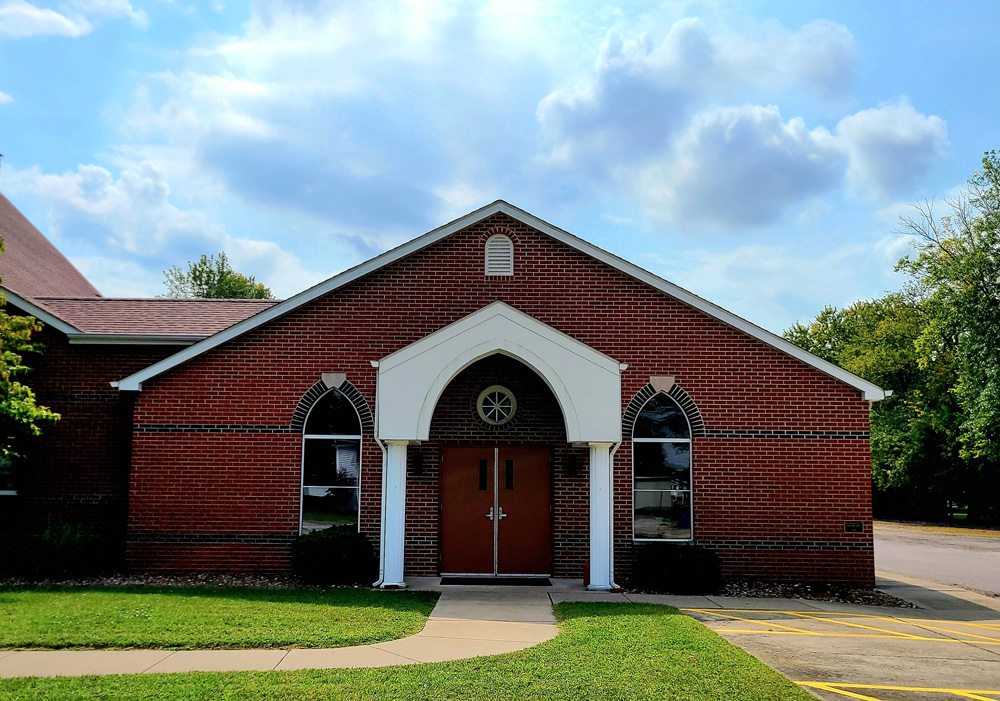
(786, 151), (1000, 524)
(162, 252), (273, 299)
(0, 238), (59, 485)
(784, 295), (962, 520)
(894, 150), (1000, 523)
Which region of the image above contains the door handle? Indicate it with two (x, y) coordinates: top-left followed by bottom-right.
(485, 507), (494, 521)
(498, 506), (508, 520)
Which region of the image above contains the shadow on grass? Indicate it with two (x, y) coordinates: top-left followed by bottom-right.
(0, 586), (439, 614)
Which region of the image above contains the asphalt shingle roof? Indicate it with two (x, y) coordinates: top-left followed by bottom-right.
(0, 192), (102, 298)
(31, 297), (279, 337)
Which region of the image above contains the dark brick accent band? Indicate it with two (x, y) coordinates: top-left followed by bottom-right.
(129, 533), (296, 545)
(703, 429), (870, 440)
(29, 493), (127, 505)
(696, 539), (873, 551)
(623, 382), (706, 438)
(48, 393), (120, 405)
(134, 424), (295, 434)
(290, 379), (374, 434)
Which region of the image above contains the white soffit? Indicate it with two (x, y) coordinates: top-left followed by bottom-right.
(376, 301), (622, 443)
(115, 200), (887, 400)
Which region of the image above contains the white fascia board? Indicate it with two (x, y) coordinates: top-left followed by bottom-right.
(69, 334), (201, 346)
(115, 199), (887, 400)
(115, 202), (510, 391)
(494, 203), (888, 401)
(0, 288), (80, 335)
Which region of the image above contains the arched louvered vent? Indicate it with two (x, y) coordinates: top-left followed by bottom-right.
(485, 233), (514, 276)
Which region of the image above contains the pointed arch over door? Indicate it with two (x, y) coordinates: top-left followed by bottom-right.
(375, 301), (622, 443)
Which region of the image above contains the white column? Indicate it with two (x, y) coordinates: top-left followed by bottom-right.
(588, 442), (614, 591)
(380, 440), (408, 588)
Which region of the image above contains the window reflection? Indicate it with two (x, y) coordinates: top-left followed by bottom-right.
(302, 389), (362, 532)
(633, 393), (693, 541)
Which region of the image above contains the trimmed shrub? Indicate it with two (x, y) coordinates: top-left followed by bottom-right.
(628, 542), (722, 594)
(291, 526), (377, 585)
(3, 521), (108, 579)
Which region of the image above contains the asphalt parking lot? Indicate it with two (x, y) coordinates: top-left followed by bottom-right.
(875, 522), (1000, 598)
(687, 576), (1000, 701)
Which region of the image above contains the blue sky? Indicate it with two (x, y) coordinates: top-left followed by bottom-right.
(2, 0), (998, 333)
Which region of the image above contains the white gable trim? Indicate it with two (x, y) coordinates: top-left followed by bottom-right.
(1, 288), (80, 335)
(116, 201), (887, 399)
(376, 302), (622, 442)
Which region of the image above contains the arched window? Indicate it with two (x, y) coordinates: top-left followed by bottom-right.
(632, 393), (692, 541)
(485, 233), (514, 276)
(301, 389), (362, 533)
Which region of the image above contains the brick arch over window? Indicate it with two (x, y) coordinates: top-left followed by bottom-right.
(623, 382), (706, 438)
(291, 379), (374, 434)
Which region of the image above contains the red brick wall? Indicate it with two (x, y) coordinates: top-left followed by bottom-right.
(127, 213), (874, 584)
(4, 310), (176, 566)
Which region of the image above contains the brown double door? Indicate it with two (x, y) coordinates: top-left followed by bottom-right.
(440, 446), (552, 576)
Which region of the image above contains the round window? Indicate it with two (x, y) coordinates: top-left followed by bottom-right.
(477, 385), (517, 426)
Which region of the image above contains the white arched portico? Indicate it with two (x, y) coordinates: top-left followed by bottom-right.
(373, 301), (622, 589)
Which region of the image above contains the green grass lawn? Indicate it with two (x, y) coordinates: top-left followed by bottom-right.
(0, 587), (439, 650)
(0, 603), (811, 700)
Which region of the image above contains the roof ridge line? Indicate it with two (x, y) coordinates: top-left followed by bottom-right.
(114, 201), (887, 399)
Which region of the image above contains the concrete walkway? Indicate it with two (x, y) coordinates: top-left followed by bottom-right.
(0, 587), (558, 679)
(5, 573), (994, 686)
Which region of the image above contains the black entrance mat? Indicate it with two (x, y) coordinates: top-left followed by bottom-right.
(439, 577), (552, 586)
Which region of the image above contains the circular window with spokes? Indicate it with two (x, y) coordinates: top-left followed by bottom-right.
(477, 385), (517, 426)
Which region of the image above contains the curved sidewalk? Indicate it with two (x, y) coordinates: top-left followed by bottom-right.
(0, 588), (558, 679)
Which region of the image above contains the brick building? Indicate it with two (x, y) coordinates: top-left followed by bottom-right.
(1, 196), (886, 587)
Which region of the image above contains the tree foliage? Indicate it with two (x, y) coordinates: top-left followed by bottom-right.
(163, 252), (273, 299)
(0, 239), (59, 472)
(785, 151), (1000, 524)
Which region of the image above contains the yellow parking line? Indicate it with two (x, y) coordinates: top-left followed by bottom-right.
(907, 622), (1000, 643)
(798, 682), (1000, 697)
(780, 610), (926, 639)
(686, 609), (1000, 645)
(910, 619), (1000, 634)
(683, 609), (828, 635)
(798, 682), (881, 700)
(716, 629), (1000, 645)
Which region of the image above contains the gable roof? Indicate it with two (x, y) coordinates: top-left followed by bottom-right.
(33, 297), (279, 343)
(0, 193), (102, 298)
(116, 201), (888, 399)
(4, 287), (278, 345)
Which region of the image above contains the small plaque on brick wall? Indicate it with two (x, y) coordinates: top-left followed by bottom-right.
(844, 520), (864, 533)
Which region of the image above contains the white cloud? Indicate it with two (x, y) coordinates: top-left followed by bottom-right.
(68, 0), (146, 27)
(639, 105), (844, 227)
(837, 99), (948, 200)
(536, 20), (716, 169)
(536, 17), (858, 170)
(0, 0), (145, 39)
(0, 91), (13, 104)
(645, 240), (873, 333)
(5, 162), (324, 297)
(114, 0), (575, 241)
(719, 19), (857, 99)
(0, 0), (90, 37)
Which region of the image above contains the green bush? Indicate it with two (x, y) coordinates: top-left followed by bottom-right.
(291, 526), (377, 585)
(3, 521), (107, 579)
(628, 543), (722, 594)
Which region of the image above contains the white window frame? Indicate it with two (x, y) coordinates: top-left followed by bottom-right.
(300, 390), (363, 535)
(485, 233), (514, 276)
(631, 393), (694, 543)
